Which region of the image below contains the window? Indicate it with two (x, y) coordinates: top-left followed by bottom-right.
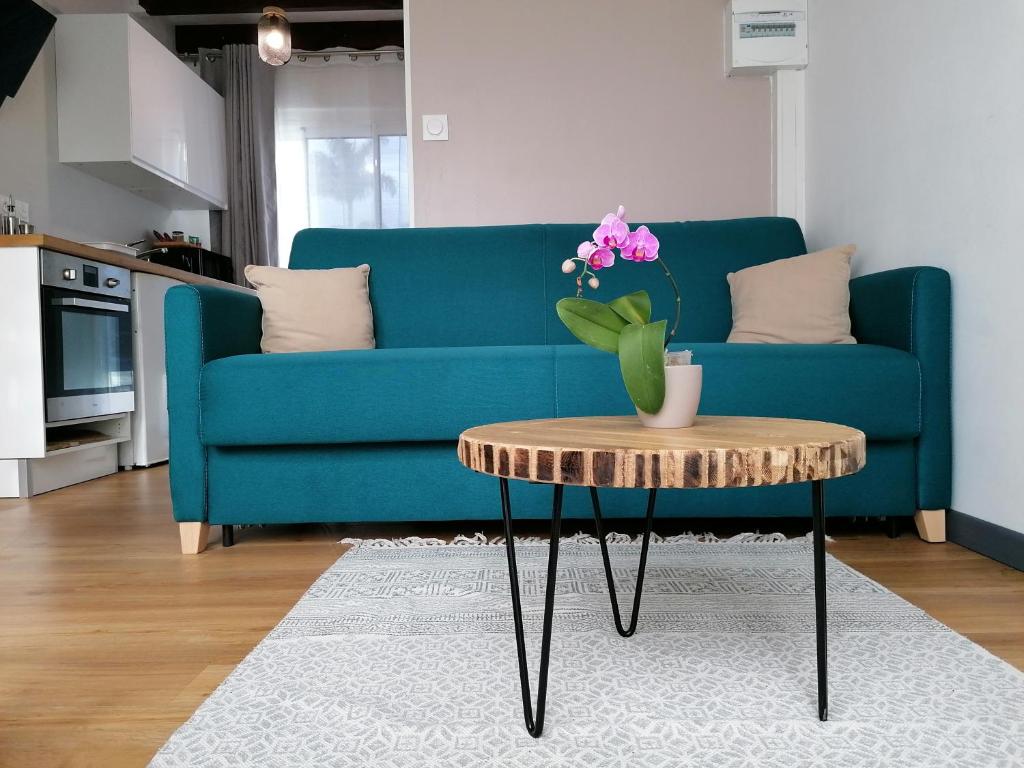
(379, 135), (409, 230)
(274, 53), (408, 264)
(307, 137), (375, 229)
(304, 135), (409, 230)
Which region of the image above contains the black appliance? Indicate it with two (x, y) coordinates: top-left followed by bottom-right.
(144, 245), (234, 283)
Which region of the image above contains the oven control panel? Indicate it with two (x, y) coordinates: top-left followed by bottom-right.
(41, 250), (131, 300)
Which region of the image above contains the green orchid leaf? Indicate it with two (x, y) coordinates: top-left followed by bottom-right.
(556, 298), (628, 355)
(618, 320), (667, 414)
(608, 291), (652, 325)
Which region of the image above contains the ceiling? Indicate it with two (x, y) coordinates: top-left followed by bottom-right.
(165, 10), (402, 25)
(39, 1), (401, 18)
(38, 1), (146, 12)
(140, 0), (400, 14)
(38, 0), (404, 53)
(176, 18), (402, 52)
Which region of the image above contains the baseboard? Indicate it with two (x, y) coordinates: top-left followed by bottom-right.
(947, 509), (1024, 572)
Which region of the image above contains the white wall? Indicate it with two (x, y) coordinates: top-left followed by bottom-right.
(805, 1), (1024, 534)
(406, 0), (773, 227)
(0, 31), (209, 246)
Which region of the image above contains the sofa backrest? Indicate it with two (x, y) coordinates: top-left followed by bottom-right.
(289, 217), (807, 348)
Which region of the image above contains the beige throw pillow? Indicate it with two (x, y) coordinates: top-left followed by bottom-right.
(244, 264), (375, 354)
(726, 245), (857, 344)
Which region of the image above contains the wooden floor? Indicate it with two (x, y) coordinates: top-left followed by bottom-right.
(1, 466), (1021, 767)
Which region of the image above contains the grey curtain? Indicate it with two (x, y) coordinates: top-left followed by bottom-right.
(197, 49), (224, 255)
(222, 44), (278, 282)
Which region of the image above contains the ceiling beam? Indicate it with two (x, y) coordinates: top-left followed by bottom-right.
(142, 0), (400, 13)
(175, 19), (402, 53)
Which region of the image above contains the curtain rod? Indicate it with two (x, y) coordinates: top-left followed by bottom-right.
(179, 48), (404, 63)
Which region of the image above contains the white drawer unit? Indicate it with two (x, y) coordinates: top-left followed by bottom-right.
(0, 414), (131, 498)
(23, 441), (119, 496)
(55, 14), (227, 210)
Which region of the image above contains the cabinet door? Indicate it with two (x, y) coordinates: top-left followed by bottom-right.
(207, 90), (228, 207)
(185, 78), (228, 208)
(128, 20), (188, 185)
(55, 15), (133, 164)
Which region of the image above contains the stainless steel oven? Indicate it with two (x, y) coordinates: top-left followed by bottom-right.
(40, 250), (134, 422)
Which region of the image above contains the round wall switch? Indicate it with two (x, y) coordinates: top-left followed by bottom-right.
(422, 114), (449, 141)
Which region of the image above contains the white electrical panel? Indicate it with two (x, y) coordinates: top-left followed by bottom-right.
(726, 0), (808, 76)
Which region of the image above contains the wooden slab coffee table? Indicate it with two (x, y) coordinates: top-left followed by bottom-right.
(457, 415), (866, 736)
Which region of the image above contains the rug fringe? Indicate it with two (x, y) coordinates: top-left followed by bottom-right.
(339, 531), (818, 548)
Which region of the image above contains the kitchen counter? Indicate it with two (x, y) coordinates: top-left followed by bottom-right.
(0, 234), (243, 289)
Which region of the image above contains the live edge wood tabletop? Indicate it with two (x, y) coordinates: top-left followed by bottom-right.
(457, 415), (867, 489)
(457, 414), (866, 730)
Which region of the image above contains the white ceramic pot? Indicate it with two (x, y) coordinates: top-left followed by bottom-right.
(636, 364), (703, 429)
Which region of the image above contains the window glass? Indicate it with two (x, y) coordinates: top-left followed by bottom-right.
(379, 135), (409, 229)
(274, 54), (408, 264)
(308, 137), (377, 229)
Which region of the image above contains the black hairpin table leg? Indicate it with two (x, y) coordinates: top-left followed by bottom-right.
(590, 487), (657, 637)
(811, 479), (829, 722)
(500, 477), (563, 739)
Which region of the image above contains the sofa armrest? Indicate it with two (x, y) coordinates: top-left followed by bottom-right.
(165, 285), (262, 522)
(849, 267), (951, 509)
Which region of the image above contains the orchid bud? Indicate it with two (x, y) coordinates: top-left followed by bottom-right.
(588, 277), (600, 290)
(561, 259), (575, 274)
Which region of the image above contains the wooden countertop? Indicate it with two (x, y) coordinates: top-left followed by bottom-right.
(0, 234), (244, 289)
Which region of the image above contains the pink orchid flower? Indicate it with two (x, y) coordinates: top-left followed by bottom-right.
(588, 246), (615, 270)
(593, 206), (629, 249)
(621, 225), (660, 262)
(576, 240), (597, 260)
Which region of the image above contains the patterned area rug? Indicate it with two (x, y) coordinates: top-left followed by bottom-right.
(150, 537), (1024, 767)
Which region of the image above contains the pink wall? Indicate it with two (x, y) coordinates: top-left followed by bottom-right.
(406, 0), (773, 227)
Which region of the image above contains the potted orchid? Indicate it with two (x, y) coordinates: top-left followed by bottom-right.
(556, 206), (702, 428)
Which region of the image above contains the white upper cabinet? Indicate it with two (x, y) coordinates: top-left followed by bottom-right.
(183, 71), (228, 206)
(128, 20), (189, 186)
(56, 15), (227, 210)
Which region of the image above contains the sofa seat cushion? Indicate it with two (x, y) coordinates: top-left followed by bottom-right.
(200, 346), (556, 447)
(554, 343), (921, 441)
(202, 341), (920, 447)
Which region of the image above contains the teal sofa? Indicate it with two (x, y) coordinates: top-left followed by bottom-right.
(165, 217), (951, 550)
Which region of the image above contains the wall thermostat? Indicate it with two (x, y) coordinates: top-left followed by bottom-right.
(726, 0), (808, 76)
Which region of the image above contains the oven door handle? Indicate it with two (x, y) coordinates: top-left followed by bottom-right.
(51, 298), (129, 313)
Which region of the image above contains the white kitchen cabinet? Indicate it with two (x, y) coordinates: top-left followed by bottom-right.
(56, 14), (227, 210)
(184, 75), (228, 207)
(127, 19), (189, 186)
(0, 247), (46, 461)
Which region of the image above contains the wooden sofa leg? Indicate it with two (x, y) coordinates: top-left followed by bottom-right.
(914, 509), (946, 543)
(179, 522), (211, 554)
